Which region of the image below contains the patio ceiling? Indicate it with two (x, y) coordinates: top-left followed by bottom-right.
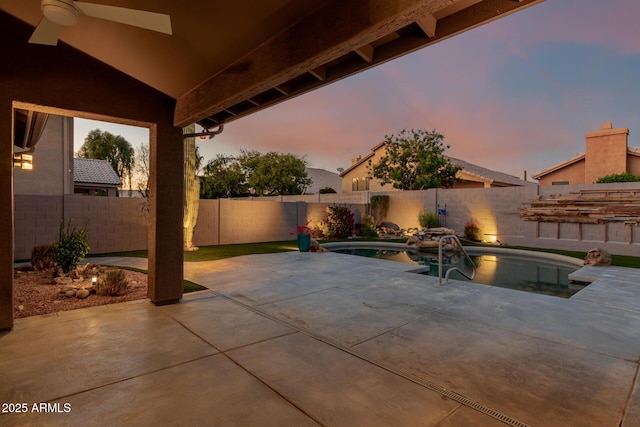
(0, 0), (543, 129)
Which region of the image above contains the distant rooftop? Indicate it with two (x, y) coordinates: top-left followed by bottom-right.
(447, 156), (531, 186)
(74, 158), (121, 186)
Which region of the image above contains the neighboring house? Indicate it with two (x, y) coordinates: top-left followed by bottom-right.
(340, 142), (530, 192)
(13, 113), (122, 196)
(533, 122), (640, 185)
(74, 158), (122, 196)
(305, 167), (342, 194)
(13, 114), (74, 196)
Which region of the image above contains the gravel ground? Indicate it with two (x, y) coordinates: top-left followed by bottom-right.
(13, 266), (148, 319)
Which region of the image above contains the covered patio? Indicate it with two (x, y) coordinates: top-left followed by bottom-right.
(2, 252), (639, 425)
(1, 0), (544, 331)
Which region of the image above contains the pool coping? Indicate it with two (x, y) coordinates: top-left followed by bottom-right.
(321, 241), (585, 266)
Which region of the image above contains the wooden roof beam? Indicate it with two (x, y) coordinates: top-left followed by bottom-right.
(174, 0), (545, 127)
(174, 0), (439, 127)
(355, 44), (375, 63)
(416, 13), (437, 38)
(309, 66), (327, 81)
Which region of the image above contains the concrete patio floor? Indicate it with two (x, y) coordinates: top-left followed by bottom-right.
(2, 251), (639, 426)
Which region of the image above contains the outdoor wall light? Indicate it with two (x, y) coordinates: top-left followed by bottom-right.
(183, 124), (224, 140)
(13, 153), (33, 170)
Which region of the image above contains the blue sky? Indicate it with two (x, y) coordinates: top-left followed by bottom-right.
(75, 0), (640, 180)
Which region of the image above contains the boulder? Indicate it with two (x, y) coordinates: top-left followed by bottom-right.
(309, 239), (328, 253)
(379, 222), (400, 230)
(584, 248), (612, 266)
(76, 289), (90, 299)
(55, 276), (73, 285)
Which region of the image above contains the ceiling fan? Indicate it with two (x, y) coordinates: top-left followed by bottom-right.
(29, 0), (172, 46)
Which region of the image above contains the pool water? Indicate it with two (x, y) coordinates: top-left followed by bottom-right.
(334, 248), (583, 298)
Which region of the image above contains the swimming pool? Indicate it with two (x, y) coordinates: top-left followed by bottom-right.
(327, 243), (585, 298)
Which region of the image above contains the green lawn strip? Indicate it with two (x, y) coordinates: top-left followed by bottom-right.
(87, 240), (298, 262)
(183, 241), (298, 262)
(116, 266), (207, 293)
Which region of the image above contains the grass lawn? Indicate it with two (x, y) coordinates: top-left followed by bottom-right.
(92, 241), (298, 262)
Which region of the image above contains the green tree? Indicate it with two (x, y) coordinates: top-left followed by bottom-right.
(77, 129), (135, 191)
(368, 129), (461, 190)
(200, 155), (249, 199)
(134, 143), (150, 198)
(596, 172), (640, 183)
(199, 150), (311, 198)
(239, 150), (311, 196)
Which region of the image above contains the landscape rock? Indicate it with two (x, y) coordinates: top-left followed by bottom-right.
(76, 289), (90, 299)
(64, 290), (77, 297)
(584, 248), (612, 266)
(55, 277), (73, 285)
(310, 239), (328, 253)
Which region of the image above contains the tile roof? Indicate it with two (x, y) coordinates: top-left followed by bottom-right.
(339, 142), (530, 186)
(305, 167), (342, 193)
(74, 158), (122, 186)
(446, 156), (531, 186)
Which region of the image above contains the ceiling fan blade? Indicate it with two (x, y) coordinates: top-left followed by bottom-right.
(29, 17), (62, 45)
(74, 2), (172, 35)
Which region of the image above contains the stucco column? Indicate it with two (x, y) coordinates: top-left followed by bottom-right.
(147, 124), (184, 304)
(1, 102), (14, 330)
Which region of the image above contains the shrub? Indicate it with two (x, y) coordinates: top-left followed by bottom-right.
(359, 214), (379, 238)
(96, 270), (129, 296)
(318, 187), (337, 194)
(317, 205), (354, 239)
(418, 209), (439, 228)
(370, 195), (389, 225)
(463, 219), (482, 241)
(53, 221), (90, 273)
(596, 172), (640, 183)
(31, 244), (56, 271)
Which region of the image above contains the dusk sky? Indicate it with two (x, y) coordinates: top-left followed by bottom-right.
(74, 0), (640, 181)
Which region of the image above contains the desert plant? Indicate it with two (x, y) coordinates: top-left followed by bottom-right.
(359, 214), (379, 238)
(317, 205), (354, 239)
(53, 220), (90, 273)
(418, 209), (439, 228)
(370, 195), (389, 225)
(463, 219), (482, 241)
(31, 244), (56, 271)
(96, 270), (129, 296)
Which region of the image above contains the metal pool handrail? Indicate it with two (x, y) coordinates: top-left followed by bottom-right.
(438, 235), (477, 285)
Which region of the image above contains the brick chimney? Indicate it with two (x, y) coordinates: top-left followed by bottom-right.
(584, 122), (629, 183)
(351, 155), (362, 165)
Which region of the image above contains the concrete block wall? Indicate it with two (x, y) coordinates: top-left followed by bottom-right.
(62, 195), (148, 254)
(14, 182), (640, 260)
(192, 199), (220, 247)
(14, 195), (64, 259)
(436, 186), (538, 241)
(218, 198), (301, 244)
(369, 190), (436, 229)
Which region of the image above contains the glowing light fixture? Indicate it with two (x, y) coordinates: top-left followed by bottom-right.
(13, 153), (33, 169)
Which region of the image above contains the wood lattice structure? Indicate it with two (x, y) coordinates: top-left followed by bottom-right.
(519, 189), (640, 243)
